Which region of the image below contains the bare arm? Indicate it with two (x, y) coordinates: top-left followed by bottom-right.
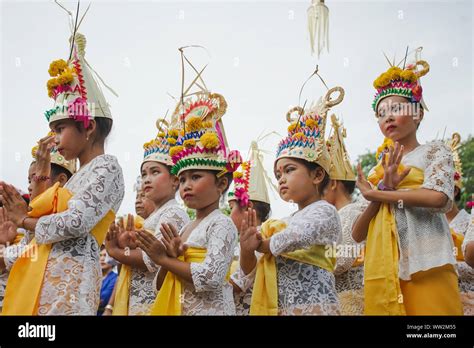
(365, 188), (448, 209)
(352, 202), (381, 243)
(155, 267), (168, 291)
(158, 256), (193, 283)
(106, 247), (147, 271)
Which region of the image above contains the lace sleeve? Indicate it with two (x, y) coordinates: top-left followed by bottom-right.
(190, 217), (237, 292)
(270, 202), (341, 256)
(35, 158), (124, 244)
(421, 142), (454, 213)
(334, 203), (365, 275)
(462, 212), (474, 257)
(230, 261), (257, 292)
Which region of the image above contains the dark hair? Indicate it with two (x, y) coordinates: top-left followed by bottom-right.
(74, 117), (113, 145)
(50, 163), (73, 181)
(340, 180), (356, 195)
(211, 171), (233, 194)
(251, 200), (271, 222)
(454, 186), (461, 202)
(292, 158), (330, 194)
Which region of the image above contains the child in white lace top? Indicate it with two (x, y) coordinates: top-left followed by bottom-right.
(105, 125), (189, 315)
(354, 58), (462, 315)
(137, 170), (238, 315)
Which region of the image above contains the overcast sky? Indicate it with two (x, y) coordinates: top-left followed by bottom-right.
(1, 0), (472, 218)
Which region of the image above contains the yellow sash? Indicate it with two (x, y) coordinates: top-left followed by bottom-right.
(2, 182), (115, 315)
(249, 218), (336, 315)
(150, 247), (207, 315)
(450, 229), (465, 262)
(112, 265), (132, 315)
(364, 164), (424, 315)
(111, 216), (145, 316)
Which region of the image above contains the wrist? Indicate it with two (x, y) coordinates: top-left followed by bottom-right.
(240, 248), (257, 258)
(105, 304), (113, 311)
(32, 174), (51, 183)
(154, 253), (169, 266)
(19, 215), (29, 229)
(256, 239), (266, 253)
(377, 180), (394, 191)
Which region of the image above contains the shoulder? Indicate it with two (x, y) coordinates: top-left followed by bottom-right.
(338, 201), (363, 218)
(423, 140), (452, 157)
(309, 200), (339, 218)
(90, 154), (123, 175)
(160, 202), (190, 221)
(207, 212), (238, 236)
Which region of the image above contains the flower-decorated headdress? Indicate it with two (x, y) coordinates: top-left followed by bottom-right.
(142, 119), (180, 168)
(372, 50), (430, 112)
(45, 3), (117, 127)
(168, 47), (241, 177)
(169, 92), (242, 176)
(229, 140), (277, 207)
(276, 86), (344, 173)
(31, 132), (77, 175)
(326, 115), (355, 181)
(446, 133), (463, 189)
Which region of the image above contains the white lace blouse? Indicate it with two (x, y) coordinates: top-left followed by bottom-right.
(334, 198), (368, 276)
(452, 209), (474, 315)
(233, 200), (342, 315)
(1, 229), (31, 310)
(127, 199), (189, 315)
(451, 209), (471, 237)
(332, 200), (367, 315)
(462, 210), (474, 257)
(8, 154), (125, 315)
(165, 209), (238, 315)
(378, 141), (456, 280)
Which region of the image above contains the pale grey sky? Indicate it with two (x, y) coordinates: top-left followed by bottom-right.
(1, 0), (473, 218)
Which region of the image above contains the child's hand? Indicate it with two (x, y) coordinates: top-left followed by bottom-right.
(160, 223), (186, 258)
(240, 208), (262, 254)
(117, 215), (138, 249)
(356, 163), (375, 201)
(0, 207), (18, 245)
(382, 142), (411, 189)
(136, 229), (168, 265)
(0, 183), (29, 227)
(105, 221), (120, 254)
(33, 134), (55, 177)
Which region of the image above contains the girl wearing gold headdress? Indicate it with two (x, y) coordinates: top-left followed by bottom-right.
(0, 27), (125, 314)
(105, 120), (189, 315)
(238, 86), (345, 315)
(354, 56), (463, 315)
(136, 91), (241, 315)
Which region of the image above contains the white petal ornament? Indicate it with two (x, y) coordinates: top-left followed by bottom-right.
(307, 0), (329, 57)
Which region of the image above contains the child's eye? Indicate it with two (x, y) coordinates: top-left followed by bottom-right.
(153, 170), (160, 175)
(179, 177), (186, 184)
(285, 167), (294, 174)
(192, 175), (200, 180)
